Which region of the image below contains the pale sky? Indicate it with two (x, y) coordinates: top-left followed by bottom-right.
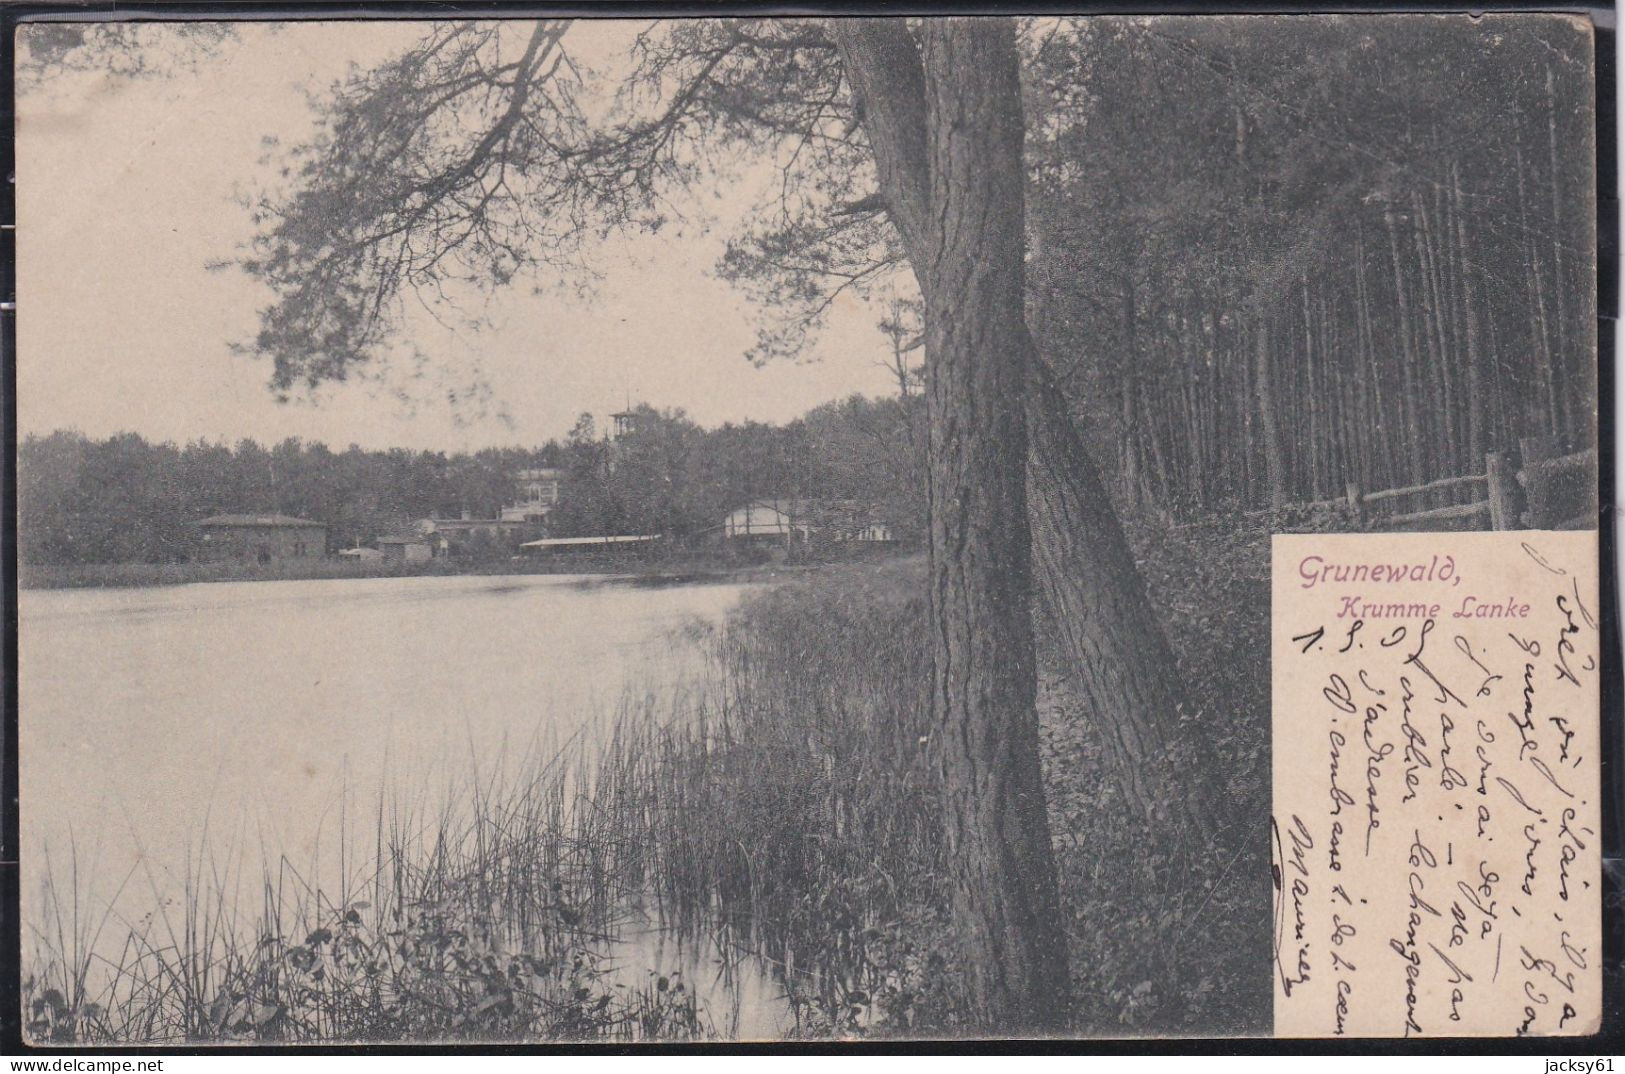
(16, 21), (902, 452)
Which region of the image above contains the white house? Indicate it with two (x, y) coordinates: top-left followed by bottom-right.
(722, 499), (895, 544)
(722, 499), (815, 542)
(500, 467), (565, 524)
(416, 514), (529, 556)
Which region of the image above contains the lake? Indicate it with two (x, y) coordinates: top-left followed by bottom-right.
(19, 572), (790, 1038)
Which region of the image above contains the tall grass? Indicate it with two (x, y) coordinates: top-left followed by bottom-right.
(24, 731), (715, 1043)
(596, 564), (960, 1035)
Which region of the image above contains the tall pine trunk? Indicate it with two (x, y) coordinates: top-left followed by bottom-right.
(1255, 319), (1288, 508)
(1544, 65), (1572, 441)
(1450, 162), (1486, 463)
(919, 21), (1069, 1029)
(1026, 359), (1222, 847)
(834, 17), (1069, 1031)
(1383, 205), (1428, 484)
(836, 17), (1226, 1027)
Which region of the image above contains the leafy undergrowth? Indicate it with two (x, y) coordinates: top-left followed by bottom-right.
(1060, 501), (1360, 1033)
(1051, 509), (1276, 1034)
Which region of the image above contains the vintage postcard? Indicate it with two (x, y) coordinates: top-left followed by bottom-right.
(1273, 531), (1602, 1037)
(9, 11), (1602, 1046)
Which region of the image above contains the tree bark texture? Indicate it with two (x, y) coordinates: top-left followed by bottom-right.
(834, 15), (1235, 1028)
(1025, 358), (1221, 848)
(834, 17), (1070, 1031)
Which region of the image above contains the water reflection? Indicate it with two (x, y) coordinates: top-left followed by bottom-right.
(20, 572), (793, 1039)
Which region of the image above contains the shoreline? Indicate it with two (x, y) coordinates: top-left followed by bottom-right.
(17, 554), (890, 592)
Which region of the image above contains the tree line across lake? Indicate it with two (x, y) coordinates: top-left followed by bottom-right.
(16, 396), (926, 566)
(21, 19), (1597, 568)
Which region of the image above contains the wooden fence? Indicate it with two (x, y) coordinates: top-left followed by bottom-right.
(1311, 436), (1598, 532)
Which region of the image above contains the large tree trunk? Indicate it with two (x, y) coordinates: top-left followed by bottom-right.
(1025, 356), (1222, 849)
(836, 15), (1229, 1028)
(834, 17), (1069, 1031)
(918, 19), (1070, 1033)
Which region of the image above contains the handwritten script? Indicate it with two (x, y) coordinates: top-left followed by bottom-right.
(1272, 531), (1600, 1037)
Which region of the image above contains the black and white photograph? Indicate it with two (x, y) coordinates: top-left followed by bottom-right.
(9, 10), (1605, 1046)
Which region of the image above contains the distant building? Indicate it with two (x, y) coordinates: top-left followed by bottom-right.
(723, 500), (815, 543)
(722, 499), (895, 545)
(500, 467), (564, 524)
(610, 410), (642, 439)
(846, 519), (897, 543)
(194, 514), (327, 564)
(337, 546), (384, 561)
(377, 535), (433, 563)
(416, 514), (530, 556)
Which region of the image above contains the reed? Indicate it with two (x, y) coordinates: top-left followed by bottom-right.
(23, 732), (711, 1043)
(593, 562), (958, 1034)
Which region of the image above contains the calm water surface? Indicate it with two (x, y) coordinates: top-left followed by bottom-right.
(20, 573), (789, 1037)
